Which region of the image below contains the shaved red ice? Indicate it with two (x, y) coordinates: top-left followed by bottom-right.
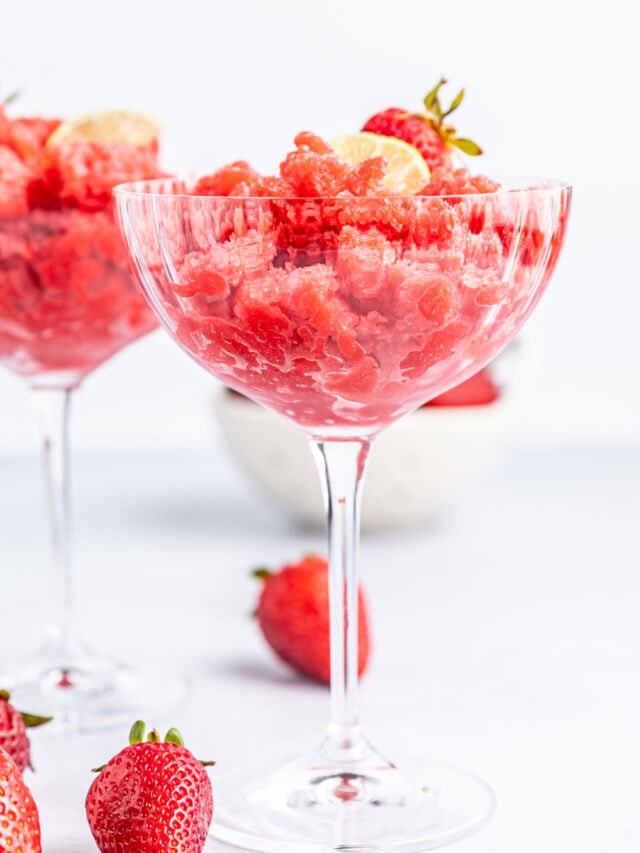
(0, 108), (160, 379)
(123, 133), (569, 431)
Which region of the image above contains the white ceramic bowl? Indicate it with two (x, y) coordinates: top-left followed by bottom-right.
(213, 338), (537, 530)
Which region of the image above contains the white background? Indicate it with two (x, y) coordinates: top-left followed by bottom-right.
(0, 0), (638, 452)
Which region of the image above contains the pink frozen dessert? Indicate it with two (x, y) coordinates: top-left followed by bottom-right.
(0, 108), (161, 383)
(116, 130), (569, 433)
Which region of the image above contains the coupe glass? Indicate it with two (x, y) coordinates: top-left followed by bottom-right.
(0, 205), (184, 729)
(115, 179), (570, 851)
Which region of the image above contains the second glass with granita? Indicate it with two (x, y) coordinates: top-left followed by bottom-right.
(0, 105), (184, 728)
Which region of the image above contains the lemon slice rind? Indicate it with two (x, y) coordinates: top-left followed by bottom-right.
(46, 110), (162, 148)
(329, 131), (430, 194)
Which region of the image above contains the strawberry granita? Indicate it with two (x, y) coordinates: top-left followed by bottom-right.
(0, 107), (159, 383)
(115, 132), (570, 434)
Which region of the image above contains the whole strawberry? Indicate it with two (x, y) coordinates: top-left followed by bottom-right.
(0, 746), (42, 852)
(0, 689), (51, 773)
(362, 78), (482, 172)
(254, 554), (370, 683)
(86, 721), (214, 853)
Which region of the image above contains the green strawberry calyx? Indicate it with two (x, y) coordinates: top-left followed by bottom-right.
(251, 567), (272, 617)
(0, 88), (21, 107)
(412, 77), (483, 157)
(92, 720), (215, 773)
(0, 689), (53, 728)
(252, 567), (272, 581)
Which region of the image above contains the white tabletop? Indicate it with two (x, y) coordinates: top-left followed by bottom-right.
(0, 445), (638, 852)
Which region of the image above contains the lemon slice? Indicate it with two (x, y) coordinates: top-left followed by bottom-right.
(46, 110), (162, 147)
(329, 131), (430, 194)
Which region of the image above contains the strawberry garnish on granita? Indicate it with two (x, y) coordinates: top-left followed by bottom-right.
(362, 78), (482, 172)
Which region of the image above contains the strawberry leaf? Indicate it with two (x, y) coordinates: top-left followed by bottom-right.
(129, 720), (146, 744)
(450, 137), (483, 156)
(21, 712), (53, 729)
(164, 727), (184, 746)
(441, 88), (465, 119)
(1, 88), (20, 106)
(424, 77), (446, 111)
(253, 567), (272, 580)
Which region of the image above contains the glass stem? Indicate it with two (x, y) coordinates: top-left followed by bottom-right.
(30, 386), (74, 653)
(310, 438), (372, 760)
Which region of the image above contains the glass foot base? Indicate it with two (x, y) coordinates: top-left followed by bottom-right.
(211, 740), (495, 852)
(0, 637), (187, 732)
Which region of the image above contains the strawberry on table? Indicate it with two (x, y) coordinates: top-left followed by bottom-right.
(362, 77), (482, 172)
(0, 746), (42, 852)
(86, 721), (214, 853)
(0, 689), (51, 773)
(253, 554), (371, 684)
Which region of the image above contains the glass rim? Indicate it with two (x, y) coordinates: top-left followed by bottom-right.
(113, 176), (572, 202)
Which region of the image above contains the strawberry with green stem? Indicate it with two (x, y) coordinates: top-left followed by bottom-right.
(253, 554), (370, 684)
(362, 77), (482, 172)
(86, 720), (214, 853)
(0, 689), (51, 773)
